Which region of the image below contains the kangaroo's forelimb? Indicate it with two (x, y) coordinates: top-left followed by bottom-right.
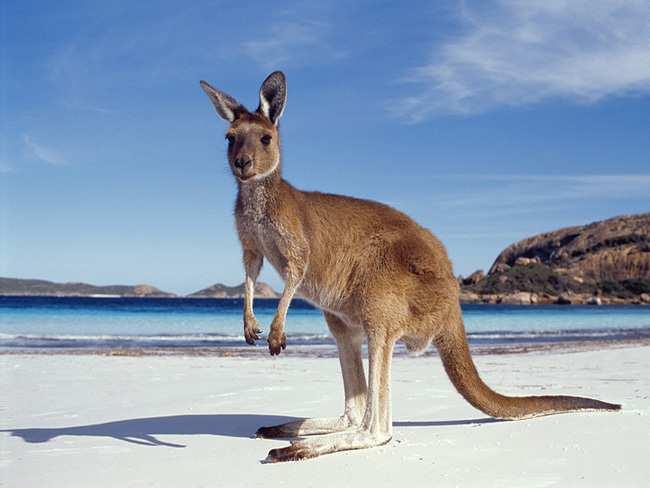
(242, 248), (263, 345)
(267, 239), (308, 355)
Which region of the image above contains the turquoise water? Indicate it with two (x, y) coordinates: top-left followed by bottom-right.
(1, 297), (649, 349)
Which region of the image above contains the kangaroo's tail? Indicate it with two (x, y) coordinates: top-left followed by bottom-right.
(434, 310), (621, 420)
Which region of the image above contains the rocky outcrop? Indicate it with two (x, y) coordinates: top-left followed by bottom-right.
(0, 277), (176, 297)
(187, 281), (279, 299)
(460, 270), (485, 286)
(498, 292), (538, 305)
(462, 213), (650, 304)
(489, 213), (650, 284)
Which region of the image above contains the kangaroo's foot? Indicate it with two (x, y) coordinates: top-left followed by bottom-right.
(256, 415), (357, 439)
(263, 429), (392, 463)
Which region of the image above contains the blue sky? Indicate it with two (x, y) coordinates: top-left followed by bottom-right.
(1, 0), (649, 295)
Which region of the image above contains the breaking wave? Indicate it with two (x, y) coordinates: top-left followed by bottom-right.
(2, 328), (648, 350)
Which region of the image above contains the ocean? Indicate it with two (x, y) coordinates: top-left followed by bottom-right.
(1, 296), (649, 352)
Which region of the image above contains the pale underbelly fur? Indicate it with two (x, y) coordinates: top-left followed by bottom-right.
(264, 243), (430, 349)
(261, 248), (350, 318)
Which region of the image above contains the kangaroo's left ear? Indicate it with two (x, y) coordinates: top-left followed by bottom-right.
(199, 80), (246, 122)
(257, 71), (287, 125)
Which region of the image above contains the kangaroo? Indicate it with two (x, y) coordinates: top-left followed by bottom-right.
(199, 71), (621, 463)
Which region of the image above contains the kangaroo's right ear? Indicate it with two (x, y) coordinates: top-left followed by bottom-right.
(257, 71), (287, 125)
(199, 80), (246, 122)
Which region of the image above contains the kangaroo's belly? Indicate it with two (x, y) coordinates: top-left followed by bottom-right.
(258, 235), (288, 279)
(240, 215), (355, 313)
(297, 252), (359, 314)
(296, 279), (343, 312)
(262, 238), (349, 312)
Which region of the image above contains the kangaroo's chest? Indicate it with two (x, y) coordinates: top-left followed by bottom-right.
(237, 203), (288, 278)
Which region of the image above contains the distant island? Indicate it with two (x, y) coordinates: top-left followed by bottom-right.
(2, 213), (649, 304)
(0, 277), (176, 298)
(187, 282), (279, 299)
(0, 276), (279, 299)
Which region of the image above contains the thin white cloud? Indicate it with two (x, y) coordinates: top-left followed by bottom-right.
(60, 100), (113, 114)
(429, 173), (650, 213)
(242, 20), (343, 69)
(44, 3), (344, 111)
(395, 0), (650, 120)
(0, 161), (12, 173)
(23, 135), (68, 166)
(389, 173), (650, 221)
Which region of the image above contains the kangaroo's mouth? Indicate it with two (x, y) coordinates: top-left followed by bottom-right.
(237, 173), (256, 182)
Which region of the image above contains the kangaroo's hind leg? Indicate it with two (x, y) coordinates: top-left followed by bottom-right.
(256, 312), (367, 439)
(264, 324), (396, 462)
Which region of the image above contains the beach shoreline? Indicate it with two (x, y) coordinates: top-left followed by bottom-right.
(2, 336), (649, 358)
(2, 344), (648, 487)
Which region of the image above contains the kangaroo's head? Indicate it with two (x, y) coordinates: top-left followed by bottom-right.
(199, 71), (287, 183)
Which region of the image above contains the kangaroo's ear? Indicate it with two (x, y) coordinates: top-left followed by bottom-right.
(257, 71), (287, 125)
(199, 80), (246, 122)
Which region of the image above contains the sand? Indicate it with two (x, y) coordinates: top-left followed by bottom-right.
(2, 346), (649, 487)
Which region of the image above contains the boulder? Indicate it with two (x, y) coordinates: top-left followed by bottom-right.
(499, 292), (535, 305)
(585, 296), (602, 306)
(459, 291), (481, 304)
(481, 295), (500, 304)
(514, 257), (539, 266)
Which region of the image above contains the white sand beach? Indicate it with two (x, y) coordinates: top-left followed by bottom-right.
(2, 346), (649, 487)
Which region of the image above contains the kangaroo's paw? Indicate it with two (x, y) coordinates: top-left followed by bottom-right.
(243, 316), (262, 345)
(267, 329), (286, 356)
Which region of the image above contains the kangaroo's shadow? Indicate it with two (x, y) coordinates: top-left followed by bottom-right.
(2, 415), (504, 448)
(1, 414), (298, 448)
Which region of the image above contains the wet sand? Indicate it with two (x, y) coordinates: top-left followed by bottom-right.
(1, 335), (649, 357)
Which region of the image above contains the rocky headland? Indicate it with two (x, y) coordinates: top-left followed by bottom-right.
(459, 213), (650, 305)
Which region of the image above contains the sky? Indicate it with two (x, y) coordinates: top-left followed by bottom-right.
(1, 0), (649, 295)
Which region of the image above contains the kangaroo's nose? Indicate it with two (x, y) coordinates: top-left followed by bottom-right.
(234, 157), (252, 171)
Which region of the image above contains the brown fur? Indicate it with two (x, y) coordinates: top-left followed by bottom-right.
(200, 72), (621, 463)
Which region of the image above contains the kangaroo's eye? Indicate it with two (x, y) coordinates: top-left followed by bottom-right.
(225, 134), (235, 144)
(261, 134), (272, 146)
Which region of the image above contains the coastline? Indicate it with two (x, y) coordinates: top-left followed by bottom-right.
(2, 293), (650, 305)
(2, 336), (649, 357)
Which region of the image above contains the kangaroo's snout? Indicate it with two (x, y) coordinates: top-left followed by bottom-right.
(234, 156), (255, 179)
(234, 157), (253, 171)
